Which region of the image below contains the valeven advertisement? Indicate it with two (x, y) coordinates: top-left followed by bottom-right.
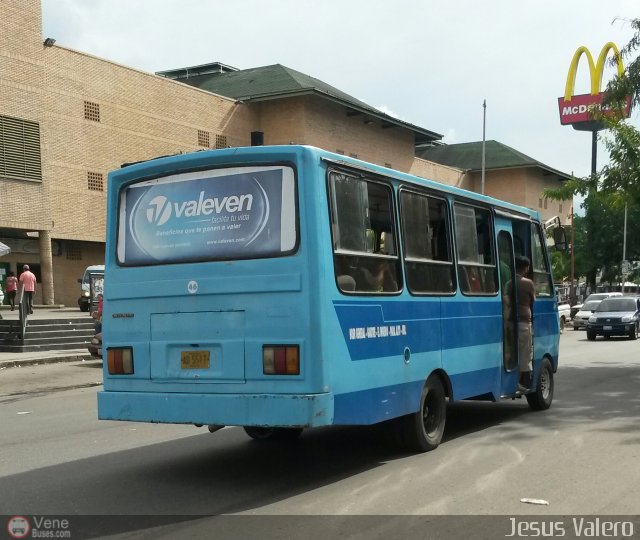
(118, 166), (296, 264)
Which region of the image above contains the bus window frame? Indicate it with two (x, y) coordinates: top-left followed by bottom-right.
(327, 166), (402, 296)
(114, 161), (301, 267)
(398, 186), (456, 297)
(453, 200), (499, 297)
(530, 221), (554, 298)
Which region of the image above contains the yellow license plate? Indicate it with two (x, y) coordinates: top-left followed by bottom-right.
(181, 350), (210, 369)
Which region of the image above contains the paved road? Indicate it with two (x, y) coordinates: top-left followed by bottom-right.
(1, 330), (639, 539)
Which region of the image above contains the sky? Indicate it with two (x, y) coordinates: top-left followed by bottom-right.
(41, 0), (639, 188)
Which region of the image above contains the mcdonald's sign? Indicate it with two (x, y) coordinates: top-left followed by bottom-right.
(558, 42), (631, 131)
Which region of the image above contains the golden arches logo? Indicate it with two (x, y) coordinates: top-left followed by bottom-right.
(558, 42), (630, 130)
(563, 42), (624, 101)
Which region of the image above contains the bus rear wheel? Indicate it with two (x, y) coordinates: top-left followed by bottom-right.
(526, 358), (554, 411)
(401, 375), (446, 452)
(243, 426), (303, 441)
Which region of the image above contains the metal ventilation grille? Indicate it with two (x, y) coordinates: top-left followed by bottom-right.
(84, 101), (101, 122)
(66, 242), (82, 260)
(215, 134), (227, 149)
(0, 115), (42, 182)
(87, 171), (104, 191)
(198, 129), (210, 147)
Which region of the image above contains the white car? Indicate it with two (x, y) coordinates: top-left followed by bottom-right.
(570, 292), (623, 319)
(558, 303), (570, 332)
(573, 299), (603, 330)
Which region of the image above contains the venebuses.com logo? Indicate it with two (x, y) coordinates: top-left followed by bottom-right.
(6, 515), (71, 538)
(7, 516), (30, 539)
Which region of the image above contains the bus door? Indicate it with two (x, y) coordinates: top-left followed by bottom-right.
(497, 229), (519, 394)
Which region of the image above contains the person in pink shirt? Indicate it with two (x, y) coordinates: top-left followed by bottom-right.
(5, 271), (18, 311)
(19, 264), (37, 314)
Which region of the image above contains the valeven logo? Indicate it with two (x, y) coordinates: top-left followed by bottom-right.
(146, 191), (254, 226)
(146, 196), (172, 226)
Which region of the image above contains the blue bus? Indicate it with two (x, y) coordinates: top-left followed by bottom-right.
(98, 145), (563, 452)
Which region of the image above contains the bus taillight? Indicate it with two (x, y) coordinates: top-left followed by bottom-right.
(107, 347), (134, 375)
(263, 345), (299, 375)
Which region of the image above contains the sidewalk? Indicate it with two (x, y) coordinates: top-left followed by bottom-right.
(0, 305), (95, 369)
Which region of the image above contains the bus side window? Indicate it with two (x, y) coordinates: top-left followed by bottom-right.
(530, 222), (553, 297)
(399, 190), (455, 294)
(453, 203), (497, 295)
(330, 170), (401, 294)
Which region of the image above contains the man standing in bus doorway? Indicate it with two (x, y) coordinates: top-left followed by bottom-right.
(19, 264), (37, 314)
(515, 256), (535, 392)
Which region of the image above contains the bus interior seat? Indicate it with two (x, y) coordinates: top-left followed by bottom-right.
(337, 274), (356, 292)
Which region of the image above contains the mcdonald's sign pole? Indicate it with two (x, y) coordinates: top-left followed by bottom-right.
(558, 42), (631, 172)
(558, 42), (631, 294)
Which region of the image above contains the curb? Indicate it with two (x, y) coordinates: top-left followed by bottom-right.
(0, 354), (97, 369)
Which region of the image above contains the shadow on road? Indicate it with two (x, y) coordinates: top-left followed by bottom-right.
(1, 362), (639, 525)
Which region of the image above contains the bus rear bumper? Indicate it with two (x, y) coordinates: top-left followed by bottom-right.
(97, 390), (333, 428)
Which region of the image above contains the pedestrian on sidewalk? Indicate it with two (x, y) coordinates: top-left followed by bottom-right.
(5, 271), (18, 311)
(19, 264), (37, 314)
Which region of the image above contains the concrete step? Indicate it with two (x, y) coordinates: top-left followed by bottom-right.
(0, 316), (97, 352)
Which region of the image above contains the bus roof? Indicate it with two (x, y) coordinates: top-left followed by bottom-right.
(109, 145), (541, 222)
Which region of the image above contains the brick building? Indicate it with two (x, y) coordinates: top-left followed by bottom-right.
(0, 0), (570, 307)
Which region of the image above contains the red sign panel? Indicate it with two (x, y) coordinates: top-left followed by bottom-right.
(558, 93), (631, 125)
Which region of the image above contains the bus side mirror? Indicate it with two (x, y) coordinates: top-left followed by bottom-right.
(552, 227), (568, 252)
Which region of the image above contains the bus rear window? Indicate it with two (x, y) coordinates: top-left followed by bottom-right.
(117, 165), (297, 265)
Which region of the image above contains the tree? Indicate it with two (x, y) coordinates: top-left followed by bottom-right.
(551, 250), (570, 283)
(545, 18), (640, 290)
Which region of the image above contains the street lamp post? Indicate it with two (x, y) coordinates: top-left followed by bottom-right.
(570, 207), (575, 305)
(622, 202), (628, 293)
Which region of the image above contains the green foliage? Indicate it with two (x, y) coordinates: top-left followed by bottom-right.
(544, 18), (640, 287)
(551, 250), (570, 282)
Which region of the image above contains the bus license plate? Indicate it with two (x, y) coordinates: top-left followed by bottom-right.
(603, 325), (612, 331)
(181, 350), (210, 369)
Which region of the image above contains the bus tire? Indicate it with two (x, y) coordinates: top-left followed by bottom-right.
(401, 375), (446, 452)
(243, 426), (303, 441)
(526, 358), (554, 411)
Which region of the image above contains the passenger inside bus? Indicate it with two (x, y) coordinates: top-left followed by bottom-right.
(360, 259), (398, 292)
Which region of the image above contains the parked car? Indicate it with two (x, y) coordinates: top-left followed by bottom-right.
(573, 299), (604, 330)
(557, 302), (571, 332)
(570, 292), (623, 319)
(586, 296), (640, 340)
(0, 286), (4, 305)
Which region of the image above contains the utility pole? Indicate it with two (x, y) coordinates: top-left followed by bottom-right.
(481, 99), (486, 195)
(622, 202), (628, 293)
(570, 206), (575, 305)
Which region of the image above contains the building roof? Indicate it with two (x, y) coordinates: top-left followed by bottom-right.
(416, 140), (571, 180)
(157, 62), (442, 145)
